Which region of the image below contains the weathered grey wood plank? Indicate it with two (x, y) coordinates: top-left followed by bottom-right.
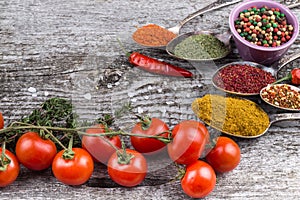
(0, 0), (300, 199)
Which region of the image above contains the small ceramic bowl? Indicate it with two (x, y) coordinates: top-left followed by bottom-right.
(229, 0), (299, 65)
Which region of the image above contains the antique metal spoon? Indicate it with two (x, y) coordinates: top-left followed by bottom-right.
(132, 0), (242, 47)
(221, 112), (300, 139)
(166, 0), (242, 35)
(211, 51), (300, 96)
(193, 95), (300, 138)
(166, 30), (232, 61)
(260, 84), (300, 112)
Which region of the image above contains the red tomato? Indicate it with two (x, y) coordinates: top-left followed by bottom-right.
(107, 149), (147, 187)
(15, 131), (57, 171)
(52, 148), (94, 186)
(181, 160), (216, 198)
(130, 117), (169, 154)
(0, 148), (20, 187)
(82, 124), (121, 164)
(167, 120), (209, 165)
(205, 136), (241, 173)
(0, 112), (4, 129)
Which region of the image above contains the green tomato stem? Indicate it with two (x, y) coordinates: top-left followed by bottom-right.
(62, 135), (75, 160)
(0, 141), (11, 171)
(116, 141), (134, 165)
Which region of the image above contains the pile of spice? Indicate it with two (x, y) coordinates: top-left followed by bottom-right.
(234, 5), (294, 47)
(173, 34), (229, 60)
(132, 24), (177, 47)
(191, 94), (270, 137)
(213, 64), (276, 94)
(260, 84), (300, 110)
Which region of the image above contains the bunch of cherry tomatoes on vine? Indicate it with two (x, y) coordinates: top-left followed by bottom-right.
(0, 110), (241, 199)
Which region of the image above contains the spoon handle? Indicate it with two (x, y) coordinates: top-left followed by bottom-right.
(285, 2), (300, 9)
(269, 113), (300, 125)
(176, 0), (241, 31)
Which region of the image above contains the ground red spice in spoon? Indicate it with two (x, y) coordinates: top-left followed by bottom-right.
(132, 24), (177, 47)
(213, 64), (276, 94)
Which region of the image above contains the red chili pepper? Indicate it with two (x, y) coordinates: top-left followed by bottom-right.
(128, 52), (193, 78)
(291, 68), (300, 85)
(273, 68), (300, 85)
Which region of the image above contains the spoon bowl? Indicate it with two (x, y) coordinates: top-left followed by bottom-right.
(219, 112), (300, 139)
(166, 30), (232, 62)
(260, 84), (300, 112)
(212, 51), (300, 96)
(192, 94), (300, 139)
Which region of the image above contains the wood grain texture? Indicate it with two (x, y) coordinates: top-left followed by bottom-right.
(0, 0), (300, 199)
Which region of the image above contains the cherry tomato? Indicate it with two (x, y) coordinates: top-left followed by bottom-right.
(52, 148), (94, 186)
(167, 120), (209, 165)
(130, 117), (169, 154)
(82, 124), (121, 164)
(0, 112), (4, 129)
(205, 136), (241, 173)
(107, 149), (147, 187)
(181, 160), (216, 198)
(15, 131), (57, 171)
(0, 148), (20, 187)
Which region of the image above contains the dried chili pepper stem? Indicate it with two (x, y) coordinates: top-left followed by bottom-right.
(117, 38), (193, 78)
(273, 68), (300, 85)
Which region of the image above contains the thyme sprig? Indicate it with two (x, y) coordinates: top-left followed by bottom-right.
(0, 97), (171, 154)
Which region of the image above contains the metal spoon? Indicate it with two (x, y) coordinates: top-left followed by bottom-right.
(222, 112), (300, 139)
(166, 30), (232, 61)
(260, 84), (300, 112)
(167, 0), (242, 35)
(132, 0), (242, 48)
(211, 51), (300, 96)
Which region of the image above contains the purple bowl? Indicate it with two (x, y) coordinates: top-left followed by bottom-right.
(229, 0), (299, 65)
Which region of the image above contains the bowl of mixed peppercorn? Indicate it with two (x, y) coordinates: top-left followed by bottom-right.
(229, 0), (299, 65)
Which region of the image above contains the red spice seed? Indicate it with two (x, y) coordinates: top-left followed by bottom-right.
(213, 64), (276, 94)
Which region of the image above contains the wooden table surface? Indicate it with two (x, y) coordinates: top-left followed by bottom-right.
(1, 0), (300, 199)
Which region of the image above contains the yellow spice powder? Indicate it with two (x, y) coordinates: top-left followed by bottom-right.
(191, 94), (270, 137)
